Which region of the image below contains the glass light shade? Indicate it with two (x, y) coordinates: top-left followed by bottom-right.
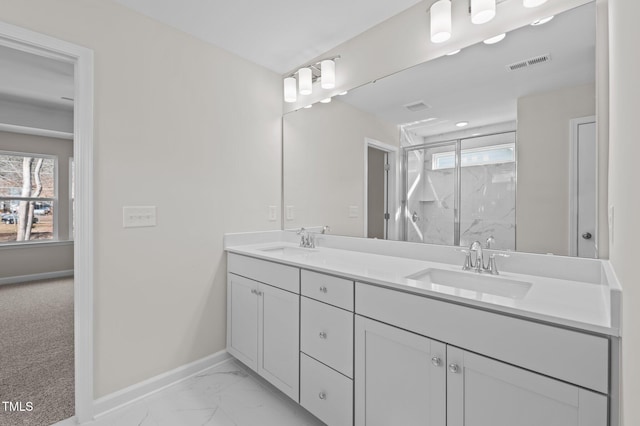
(320, 97), (332, 104)
(283, 77), (297, 103)
(430, 0), (452, 43)
(523, 0), (547, 7)
(298, 67), (312, 95)
(321, 60), (336, 89)
(471, 0), (496, 24)
(483, 33), (506, 44)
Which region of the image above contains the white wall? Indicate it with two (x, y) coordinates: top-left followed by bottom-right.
(0, 0), (281, 397)
(0, 130), (74, 279)
(283, 99), (398, 237)
(516, 84), (595, 256)
(608, 1), (640, 424)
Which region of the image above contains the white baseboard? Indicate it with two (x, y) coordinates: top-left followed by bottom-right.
(0, 269), (74, 286)
(92, 350), (231, 419)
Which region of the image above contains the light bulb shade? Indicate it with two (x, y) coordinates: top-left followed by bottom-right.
(430, 0), (452, 43)
(298, 67), (312, 95)
(471, 0), (496, 24)
(284, 77), (297, 103)
(523, 0), (547, 7)
(321, 60), (336, 89)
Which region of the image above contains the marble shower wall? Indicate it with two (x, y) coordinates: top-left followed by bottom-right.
(406, 139), (516, 250)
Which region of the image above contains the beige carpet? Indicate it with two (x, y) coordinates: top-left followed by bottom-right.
(0, 278), (74, 426)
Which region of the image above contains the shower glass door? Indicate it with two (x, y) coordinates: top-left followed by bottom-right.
(404, 141), (459, 245)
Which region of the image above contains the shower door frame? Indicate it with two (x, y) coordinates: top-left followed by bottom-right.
(402, 130), (516, 246)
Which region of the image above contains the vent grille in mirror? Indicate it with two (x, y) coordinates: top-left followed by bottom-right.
(506, 54), (551, 72)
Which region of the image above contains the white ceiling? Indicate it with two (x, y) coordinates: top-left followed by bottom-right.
(113, 0), (424, 74)
(339, 2), (596, 138)
(0, 45), (74, 109)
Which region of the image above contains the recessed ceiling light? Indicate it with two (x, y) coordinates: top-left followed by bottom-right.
(456, 121), (469, 127)
(338, 91), (348, 96)
(304, 104), (313, 109)
(483, 33), (506, 45)
(446, 49), (461, 56)
(531, 16), (554, 26)
(320, 98), (332, 104)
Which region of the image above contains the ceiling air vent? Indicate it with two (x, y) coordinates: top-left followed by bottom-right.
(404, 101), (431, 112)
(506, 54), (551, 72)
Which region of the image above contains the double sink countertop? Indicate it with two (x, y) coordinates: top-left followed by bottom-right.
(225, 232), (621, 337)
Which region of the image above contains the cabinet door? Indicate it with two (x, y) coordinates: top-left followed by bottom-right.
(227, 273), (259, 371)
(259, 283), (300, 402)
(446, 346), (608, 426)
(355, 316), (446, 426)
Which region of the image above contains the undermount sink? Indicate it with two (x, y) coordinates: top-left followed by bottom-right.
(406, 268), (532, 299)
(258, 246), (316, 256)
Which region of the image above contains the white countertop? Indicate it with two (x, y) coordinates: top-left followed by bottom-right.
(226, 238), (620, 337)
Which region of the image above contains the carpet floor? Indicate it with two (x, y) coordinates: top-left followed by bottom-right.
(0, 278), (74, 426)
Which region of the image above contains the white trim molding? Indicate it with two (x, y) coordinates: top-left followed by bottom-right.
(93, 350), (231, 418)
(0, 269), (73, 287)
(0, 21), (95, 423)
(0, 123), (73, 140)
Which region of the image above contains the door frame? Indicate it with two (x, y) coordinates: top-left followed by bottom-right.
(0, 21), (95, 423)
(363, 138), (399, 240)
(568, 115), (597, 257)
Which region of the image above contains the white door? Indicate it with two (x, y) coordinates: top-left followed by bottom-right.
(355, 316), (446, 426)
(446, 346), (607, 426)
(227, 274), (259, 370)
(259, 283), (300, 402)
(577, 121), (597, 258)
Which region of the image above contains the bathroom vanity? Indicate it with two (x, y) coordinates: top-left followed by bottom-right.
(225, 231), (620, 426)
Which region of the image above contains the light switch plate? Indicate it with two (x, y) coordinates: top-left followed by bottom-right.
(268, 205), (277, 221)
(123, 206), (157, 228)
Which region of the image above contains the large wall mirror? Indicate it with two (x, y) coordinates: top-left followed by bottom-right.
(283, 2), (601, 258)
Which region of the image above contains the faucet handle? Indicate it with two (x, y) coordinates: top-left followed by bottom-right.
(296, 227), (306, 235)
(456, 248), (472, 271)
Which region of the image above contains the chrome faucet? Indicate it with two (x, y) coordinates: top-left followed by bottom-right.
(297, 227), (315, 248)
(463, 236), (508, 275)
(469, 241), (485, 273)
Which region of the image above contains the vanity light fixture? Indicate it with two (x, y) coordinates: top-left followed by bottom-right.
(321, 59), (336, 89)
(338, 91), (349, 96)
(523, 0), (547, 8)
(283, 55), (341, 103)
(320, 97), (332, 104)
(304, 104), (313, 109)
(298, 67), (313, 95)
(531, 16), (554, 26)
(483, 33), (506, 44)
(430, 0), (452, 43)
(456, 121), (469, 127)
(471, 0), (496, 25)
(284, 77), (297, 103)
(446, 49), (462, 56)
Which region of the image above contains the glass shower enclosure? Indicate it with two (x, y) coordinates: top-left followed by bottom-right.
(403, 132), (516, 251)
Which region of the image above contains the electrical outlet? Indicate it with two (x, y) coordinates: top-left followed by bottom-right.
(123, 206), (157, 228)
(348, 205), (359, 218)
(286, 205), (295, 221)
(268, 205), (277, 221)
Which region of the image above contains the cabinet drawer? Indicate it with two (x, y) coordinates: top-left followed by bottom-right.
(301, 270), (354, 311)
(228, 253), (299, 293)
(301, 297), (354, 378)
(301, 353), (353, 426)
(356, 283), (609, 394)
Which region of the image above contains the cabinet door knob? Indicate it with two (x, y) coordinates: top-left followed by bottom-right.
(318, 392), (327, 400)
(431, 356), (442, 367)
(250, 289), (257, 295)
(319, 286), (328, 293)
(319, 331), (327, 339)
(448, 363), (460, 374)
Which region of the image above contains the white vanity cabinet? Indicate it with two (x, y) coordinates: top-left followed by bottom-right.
(227, 254), (300, 401)
(300, 270), (355, 426)
(355, 283), (610, 426)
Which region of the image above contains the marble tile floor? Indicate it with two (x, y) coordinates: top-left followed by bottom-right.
(85, 359), (325, 426)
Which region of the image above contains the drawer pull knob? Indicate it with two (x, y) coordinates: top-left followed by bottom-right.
(448, 363), (460, 374)
(319, 331), (327, 339)
(319, 286), (328, 293)
(318, 392), (327, 400)
(431, 356), (442, 367)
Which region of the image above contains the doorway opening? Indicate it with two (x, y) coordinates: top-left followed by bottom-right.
(364, 138), (398, 240)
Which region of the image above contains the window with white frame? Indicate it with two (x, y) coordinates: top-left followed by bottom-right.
(0, 152), (56, 243)
(432, 143), (515, 170)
